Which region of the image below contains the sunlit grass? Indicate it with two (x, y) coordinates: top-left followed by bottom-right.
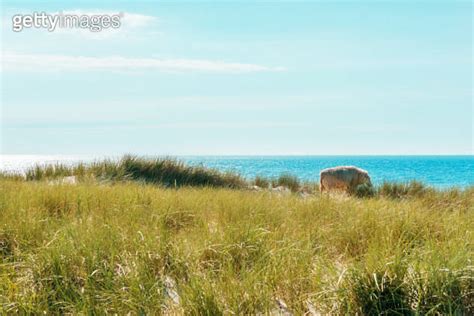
(0, 176), (472, 314)
(20, 155), (245, 188)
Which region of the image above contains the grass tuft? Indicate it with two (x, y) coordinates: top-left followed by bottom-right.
(379, 180), (429, 199)
(354, 183), (376, 198)
(254, 176), (271, 189)
(273, 173), (301, 192)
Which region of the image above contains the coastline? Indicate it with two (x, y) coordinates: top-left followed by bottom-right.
(1, 154), (473, 188)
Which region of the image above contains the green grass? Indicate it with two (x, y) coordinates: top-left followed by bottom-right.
(22, 155), (245, 188)
(253, 175), (271, 189)
(0, 171), (473, 314)
(379, 180), (430, 199)
(6, 156), (455, 198)
(273, 173), (301, 192)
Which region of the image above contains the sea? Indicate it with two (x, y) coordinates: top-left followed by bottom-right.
(1, 155), (473, 188)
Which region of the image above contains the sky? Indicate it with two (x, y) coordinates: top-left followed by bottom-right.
(1, 0), (472, 155)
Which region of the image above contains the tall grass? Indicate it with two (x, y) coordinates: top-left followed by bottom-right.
(7, 156), (459, 199)
(273, 173), (301, 192)
(253, 175), (271, 189)
(379, 180), (430, 199)
(0, 178), (472, 314)
(23, 155), (245, 188)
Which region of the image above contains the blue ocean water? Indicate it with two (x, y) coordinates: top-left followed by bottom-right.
(1, 155), (472, 188)
(182, 156), (473, 188)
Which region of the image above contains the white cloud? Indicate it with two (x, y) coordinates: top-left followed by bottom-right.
(2, 52), (285, 73)
(119, 12), (156, 28)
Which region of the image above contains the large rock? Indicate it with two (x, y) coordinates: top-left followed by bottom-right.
(320, 166), (371, 193)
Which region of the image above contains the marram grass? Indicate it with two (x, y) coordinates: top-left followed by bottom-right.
(22, 155), (245, 189)
(1, 157), (473, 314)
(0, 177), (473, 315)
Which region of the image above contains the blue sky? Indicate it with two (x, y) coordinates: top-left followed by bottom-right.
(1, 1), (472, 155)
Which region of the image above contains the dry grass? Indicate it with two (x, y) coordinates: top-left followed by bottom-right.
(0, 177), (473, 314)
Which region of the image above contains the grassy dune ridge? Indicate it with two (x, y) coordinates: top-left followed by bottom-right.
(0, 155), (455, 197)
(0, 157), (473, 314)
(20, 155), (245, 189)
